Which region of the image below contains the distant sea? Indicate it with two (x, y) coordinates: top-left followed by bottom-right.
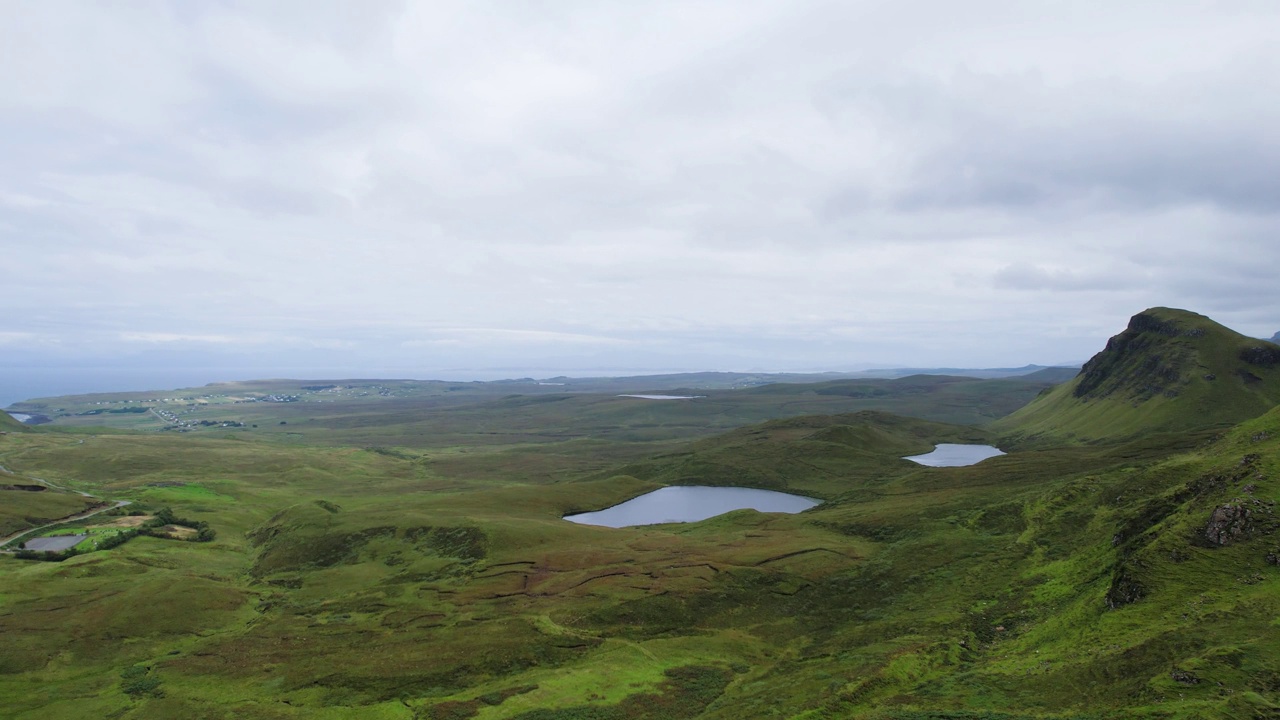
(0, 366), (710, 408)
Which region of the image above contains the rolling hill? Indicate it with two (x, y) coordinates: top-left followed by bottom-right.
(1, 307), (1278, 718)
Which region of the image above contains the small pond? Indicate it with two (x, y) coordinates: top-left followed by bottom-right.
(24, 535), (86, 552)
(616, 394), (705, 400)
(904, 444), (1005, 467)
(564, 485), (820, 528)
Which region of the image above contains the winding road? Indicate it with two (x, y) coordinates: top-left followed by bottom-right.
(0, 461), (131, 549)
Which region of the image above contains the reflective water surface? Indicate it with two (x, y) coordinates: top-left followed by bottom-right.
(24, 535), (86, 552)
(564, 485), (820, 528)
(903, 444), (1005, 467)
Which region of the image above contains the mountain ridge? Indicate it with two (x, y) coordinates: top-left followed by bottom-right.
(992, 307), (1280, 443)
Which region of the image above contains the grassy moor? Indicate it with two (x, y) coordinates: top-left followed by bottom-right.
(2, 308), (1279, 719)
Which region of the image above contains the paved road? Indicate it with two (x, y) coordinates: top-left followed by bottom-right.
(0, 500), (132, 549)
(0, 459), (130, 549)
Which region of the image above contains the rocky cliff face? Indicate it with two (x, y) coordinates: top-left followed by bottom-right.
(1073, 311), (1201, 402)
(993, 307), (1280, 443)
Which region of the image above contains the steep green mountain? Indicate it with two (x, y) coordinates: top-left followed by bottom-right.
(993, 307), (1280, 443)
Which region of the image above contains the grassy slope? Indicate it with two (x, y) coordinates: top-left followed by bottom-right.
(0, 321), (1278, 719)
(993, 308), (1280, 444)
(606, 410), (997, 498)
(0, 407), (1275, 718)
(0, 488), (100, 537)
(0, 411), (25, 432)
(0, 436), (100, 536)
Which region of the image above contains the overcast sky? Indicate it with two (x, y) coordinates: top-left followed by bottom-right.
(3, 1), (1279, 402)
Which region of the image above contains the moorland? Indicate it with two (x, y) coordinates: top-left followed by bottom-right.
(1, 307), (1278, 719)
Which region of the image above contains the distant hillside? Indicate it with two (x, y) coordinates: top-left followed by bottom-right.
(527, 365), (1073, 390)
(1015, 366), (1082, 384)
(0, 410), (26, 432)
(849, 363), (1078, 380)
(737, 372), (1071, 426)
(992, 307), (1280, 443)
(602, 410), (993, 498)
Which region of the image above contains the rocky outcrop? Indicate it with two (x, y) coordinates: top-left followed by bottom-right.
(1204, 496), (1276, 546)
(1126, 312), (1182, 337)
(1105, 568), (1145, 609)
(1241, 345), (1280, 366)
(1204, 503), (1253, 545)
(1073, 314), (1190, 401)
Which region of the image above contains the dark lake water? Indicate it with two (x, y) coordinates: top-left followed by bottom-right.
(903, 444), (1005, 467)
(564, 486), (820, 528)
(24, 535), (86, 552)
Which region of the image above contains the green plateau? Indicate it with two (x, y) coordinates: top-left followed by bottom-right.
(1, 307), (1278, 719)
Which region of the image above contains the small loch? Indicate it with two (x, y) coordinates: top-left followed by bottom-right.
(904, 444), (1005, 467)
(23, 535), (87, 552)
(564, 486), (820, 528)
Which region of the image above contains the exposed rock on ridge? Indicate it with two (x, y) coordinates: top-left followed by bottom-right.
(992, 307), (1280, 443)
(1073, 311), (1203, 402)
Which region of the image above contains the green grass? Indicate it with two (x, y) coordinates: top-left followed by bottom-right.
(11, 373), (1065, 449)
(0, 457), (104, 537)
(1, 319), (1278, 718)
(0, 487), (100, 537)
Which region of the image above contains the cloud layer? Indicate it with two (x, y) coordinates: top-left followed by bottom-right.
(3, 1), (1279, 398)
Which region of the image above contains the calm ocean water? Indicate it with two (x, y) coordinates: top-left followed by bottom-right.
(0, 366), (705, 408)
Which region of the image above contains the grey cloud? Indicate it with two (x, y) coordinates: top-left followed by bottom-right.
(992, 264), (1138, 293)
(845, 68), (1280, 215)
(3, 1), (1280, 402)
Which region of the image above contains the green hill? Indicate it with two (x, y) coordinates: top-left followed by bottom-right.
(993, 307), (1280, 443)
(0, 410), (26, 432)
(606, 410), (994, 497)
(2, 314), (1279, 719)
